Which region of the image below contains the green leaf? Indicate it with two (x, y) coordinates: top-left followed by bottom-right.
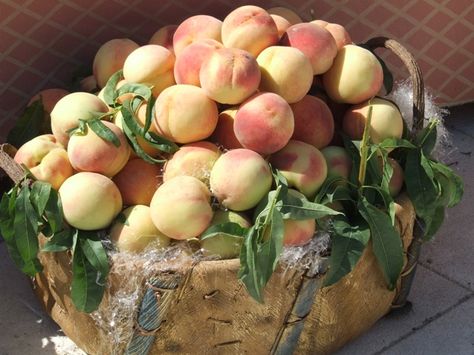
(103, 69), (123, 107)
(358, 197), (404, 289)
(143, 96), (156, 133)
(7, 100), (46, 147)
(323, 216), (370, 287)
(79, 231), (109, 279)
(415, 119), (438, 156)
(422, 206), (445, 240)
(42, 229), (74, 252)
(430, 161), (464, 208)
(279, 189), (341, 220)
(0, 190), (16, 242)
(314, 175), (348, 204)
(30, 181), (51, 216)
(87, 118), (120, 147)
(200, 222), (248, 241)
(43, 188), (64, 233)
(14, 186), (42, 276)
(377, 137), (417, 151)
(116, 83), (152, 101)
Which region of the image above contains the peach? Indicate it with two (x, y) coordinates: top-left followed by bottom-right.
(210, 148), (272, 211)
(321, 146), (352, 180)
(322, 44), (383, 104)
(174, 39), (222, 86)
(92, 38), (139, 88)
(59, 172), (122, 230)
(150, 175), (213, 239)
(14, 134), (73, 190)
(283, 218), (316, 246)
(234, 92), (294, 155)
(342, 97), (404, 144)
(199, 47), (261, 105)
(280, 23), (338, 75)
(257, 46), (313, 103)
(173, 15), (222, 55)
(200, 210), (251, 259)
(210, 107), (243, 150)
(79, 75), (98, 92)
(270, 14), (291, 38)
(27, 88), (69, 133)
(122, 45), (175, 97)
(149, 25), (178, 52)
(267, 7), (302, 25)
(311, 21), (352, 50)
(382, 157), (404, 197)
(291, 95), (335, 149)
(112, 158), (162, 206)
(67, 120), (130, 177)
(221, 5), (279, 57)
(109, 205), (170, 253)
(153, 84), (218, 144)
(269, 140), (328, 198)
(50, 92), (109, 147)
(163, 141), (221, 184)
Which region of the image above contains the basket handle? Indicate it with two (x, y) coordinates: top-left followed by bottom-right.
(363, 36), (425, 133)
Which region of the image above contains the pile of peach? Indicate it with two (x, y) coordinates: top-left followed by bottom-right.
(13, 5), (405, 259)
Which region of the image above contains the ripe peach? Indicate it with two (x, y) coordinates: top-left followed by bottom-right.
(383, 157), (404, 197)
(50, 92), (109, 147)
(283, 218), (316, 246)
(14, 134), (73, 190)
(174, 39), (223, 86)
(150, 175), (213, 239)
(67, 120), (130, 177)
(267, 7), (302, 25)
(28, 88), (69, 134)
(270, 14), (291, 38)
(153, 84), (218, 144)
(200, 210), (251, 259)
(234, 92), (294, 155)
(221, 5), (279, 57)
(210, 107), (243, 150)
(122, 45), (175, 97)
(112, 158), (162, 206)
(59, 172), (122, 230)
(321, 146), (352, 180)
(109, 205), (170, 253)
(257, 46), (313, 103)
(322, 44), (383, 104)
(149, 25), (178, 52)
(93, 38), (139, 88)
(199, 47), (261, 105)
(269, 140), (328, 198)
(291, 95), (334, 149)
(342, 97), (404, 144)
(210, 149), (272, 211)
(79, 75), (98, 92)
(311, 20), (352, 50)
(173, 15), (222, 55)
(280, 23), (337, 75)
(163, 141), (221, 184)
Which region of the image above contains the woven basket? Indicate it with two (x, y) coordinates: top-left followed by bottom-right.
(0, 37), (425, 355)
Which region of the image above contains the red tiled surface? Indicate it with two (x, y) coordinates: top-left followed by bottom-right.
(0, 0), (473, 142)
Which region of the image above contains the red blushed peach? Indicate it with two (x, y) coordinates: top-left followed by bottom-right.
(221, 5), (279, 57)
(150, 175), (213, 239)
(79, 75), (98, 92)
(14, 134), (73, 190)
(67, 120), (130, 177)
(267, 7), (302, 25)
(123, 45), (175, 97)
(291, 95), (335, 149)
(59, 172), (122, 230)
(112, 158), (162, 206)
(269, 140), (328, 198)
(257, 46), (313, 103)
(270, 14), (291, 38)
(173, 15), (222, 56)
(93, 38), (139, 88)
(234, 92), (294, 155)
(321, 146), (352, 180)
(174, 39), (223, 86)
(163, 141), (221, 184)
(311, 21), (352, 50)
(210, 107), (243, 150)
(149, 25), (178, 52)
(210, 149), (272, 211)
(153, 84), (218, 144)
(280, 23), (337, 75)
(342, 97), (404, 144)
(323, 44), (383, 104)
(51, 92), (110, 147)
(381, 157), (404, 197)
(199, 47), (261, 105)
(110, 205), (170, 253)
(200, 210), (251, 259)
(283, 218), (316, 246)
